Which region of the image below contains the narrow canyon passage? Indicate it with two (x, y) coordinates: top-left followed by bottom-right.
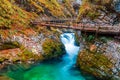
(5, 33), (96, 80)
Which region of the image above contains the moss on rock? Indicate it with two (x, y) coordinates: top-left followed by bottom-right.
(0, 41), (21, 50)
(77, 50), (113, 79)
(42, 38), (65, 59)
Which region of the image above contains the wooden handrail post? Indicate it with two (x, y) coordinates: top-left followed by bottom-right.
(95, 26), (100, 38)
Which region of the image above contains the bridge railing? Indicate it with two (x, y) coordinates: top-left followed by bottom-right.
(31, 18), (120, 33)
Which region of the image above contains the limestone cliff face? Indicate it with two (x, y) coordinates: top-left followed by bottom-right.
(77, 0), (120, 25)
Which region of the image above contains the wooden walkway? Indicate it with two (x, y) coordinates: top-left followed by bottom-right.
(31, 20), (120, 36)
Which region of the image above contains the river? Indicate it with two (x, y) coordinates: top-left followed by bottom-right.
(2, 33), (96, 80)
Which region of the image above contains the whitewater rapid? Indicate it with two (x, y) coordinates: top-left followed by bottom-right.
(60, 33), (80, 70)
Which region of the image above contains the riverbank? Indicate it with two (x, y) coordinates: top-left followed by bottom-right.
(0, 26), (66, 70)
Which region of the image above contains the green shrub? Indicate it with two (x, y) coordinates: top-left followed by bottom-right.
(99, 37), (108, 43)
(88, 35), (95, 41)
(85, 35), (95, 42)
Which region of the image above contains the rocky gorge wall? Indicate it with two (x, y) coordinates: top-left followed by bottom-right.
(76, 34), (120, 80)
(0, 26), (66, 69)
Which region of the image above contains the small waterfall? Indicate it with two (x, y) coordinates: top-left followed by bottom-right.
(60, 33), (80, 70)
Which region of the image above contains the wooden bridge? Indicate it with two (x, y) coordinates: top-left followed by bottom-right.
(31, 19), (120, 36)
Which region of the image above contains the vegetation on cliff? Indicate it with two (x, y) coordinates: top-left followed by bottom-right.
(77, 0), (118, 20)
(12, 0), (76, 18)
(0, 0), (71, 29)
(61, 0), (76, 17)
(0, 0), (35, 29)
